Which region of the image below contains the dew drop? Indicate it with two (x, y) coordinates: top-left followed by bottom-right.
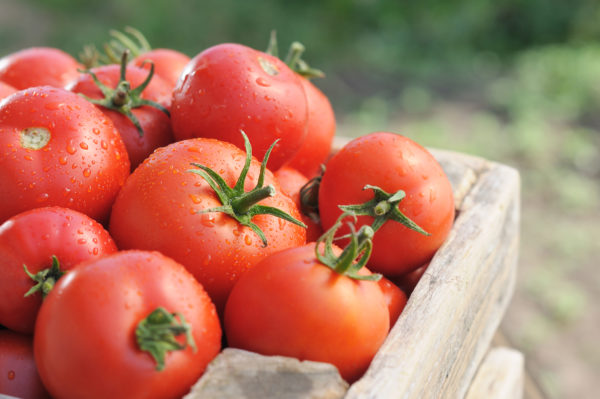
(7, 370), (15, 380)
(83, 168), (91, 178)
(36, 193), (49, 203)
(66, 141), (77, 154)
(244, 235), (252, 245)
(256, 77), (270, 87)
(200, 213), (215, 227)
(80, 142), (88, 150)
(77, 238), (87, 245)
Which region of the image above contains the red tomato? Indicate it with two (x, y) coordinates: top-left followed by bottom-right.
(0, 81), (17, 100)
(171, 43), (308, 170)
(378, 276), (408, 328)
(274, 166), (323, 242)
(0, 86), (130, 223)
(132, 48), (191, 89)
(224, 242), (389, 382)
(0, 47), (81, 90)
(319, 132), (455, 276)
(284, 78), (336, 178)
(109, 137), (306, 313)
(67, 63), (174, 170)
(34, 250), (222, 399)
(0, 330), (50, 399)
(0, 206), (117, 334)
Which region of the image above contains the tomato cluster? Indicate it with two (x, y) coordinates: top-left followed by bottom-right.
(0, 28), (455, 398)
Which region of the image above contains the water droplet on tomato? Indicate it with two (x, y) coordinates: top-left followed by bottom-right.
(7, 370), (15, 380)
(36, 193), (49, 203)
(200, 213), (215, 227)
(83, 168), (91, 178)
(92, 128), (101, 135)
(79, 142), (88, 150)
(77, 238), (87, 245)
(66, 141), (76, 154)
(100, 140), (108, 150)
(244, 235), (252, 245)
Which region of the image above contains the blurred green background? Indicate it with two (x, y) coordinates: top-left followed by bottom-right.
(2, 1), (599, 397)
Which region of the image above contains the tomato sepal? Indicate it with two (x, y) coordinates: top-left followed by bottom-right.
(338, 184), (431, 236)
(23, 255), (65, 299)
(187, 131), (306, 247)
(77, 50), (169, 137)
(136, 307), (197, 372)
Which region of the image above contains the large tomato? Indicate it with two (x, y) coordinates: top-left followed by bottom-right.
(109, 136), (306, 313)
(67, 61), (174, 170)
(319, 132), (455, 276)
(284, 78), (336, 178)
(224, 240), (389, 383)
(34, 250), (222, 399)
(0, 47), (81, 90)
(0, 330), (50, 399)
(171, 43), (308, 170)
(0, 206), (117, 334)
(0, 86), (130, 223)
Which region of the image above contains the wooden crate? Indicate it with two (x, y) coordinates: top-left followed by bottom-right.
(187, 143), (522, 399)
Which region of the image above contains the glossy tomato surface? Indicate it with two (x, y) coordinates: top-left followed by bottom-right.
(34, 250), (222, 399)
(284, 78), (335, 178)
(319, 132), (455, 276)
(171, 43), (308, 170)
(0, 47), (81, 90)
(109, 138), (306, 312)
(0, 86), (130, 223)
(132, 48), (191, 89)
(0, 207), (117, 333)
(225, 242), (389, 383)
(67, 64), (174, 170)
(0, 330), (50, 399)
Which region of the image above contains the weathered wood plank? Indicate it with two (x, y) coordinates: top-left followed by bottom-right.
(465, 347), (525, 399)
(345, 161), (520, 399)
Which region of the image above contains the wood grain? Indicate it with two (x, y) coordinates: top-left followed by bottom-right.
(465, 347), (525, 399)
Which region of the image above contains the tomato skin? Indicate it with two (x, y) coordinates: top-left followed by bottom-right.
(109, 138), (306, 313)
(274, 166), (323, 242)
(0, 81), (17, 100)
(0, 330), (50, 399)
(284, 79), (336, 178)
(171, 43), (308, 170)
(0, 47), (81, 90)
(378, 276), (407, 328)
(34, 250), (222, 399)
(67, 64), (174, 170)
(0, 206), (117, 334)
(224, 242), (389, 383)
(319, 132), (455, 276)
(132, 48), (191, 89)
(0, 86), (130, 224)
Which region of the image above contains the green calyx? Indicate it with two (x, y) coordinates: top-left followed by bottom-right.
(78, 50), (170, 137)
(136, 307), (197, 371)
(23, 255), (65, 298)
(338, 185), (430, 236)
(80, 26), (152, 68)
(265, 30), (325, 79)
(187, 131), (307, 247)
(316, 215), (380, 281)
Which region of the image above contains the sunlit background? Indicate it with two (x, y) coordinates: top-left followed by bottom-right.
(2, 1), (599, 397)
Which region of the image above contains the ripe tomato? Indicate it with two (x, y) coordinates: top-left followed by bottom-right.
(132, 48), (191, 89)
(274, 166), (323, 241)
(319, 132), (455, 276)
(378, 276), (407, 328)
(109, 137), (306, 313)
(0, 81), (17, 100)
(0, 330), (50, 399)
(284, 78), (336, 178)
(34, 250), (222, 399)
(67, 61), (174, 170)
(224, 241), (389, 383)
(0, 47), (81, 90)
(0, 86), (130, 224)
(0, 206), (117, 334)
(171, 43), (308, 170)
(395, 262), (429, 296)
